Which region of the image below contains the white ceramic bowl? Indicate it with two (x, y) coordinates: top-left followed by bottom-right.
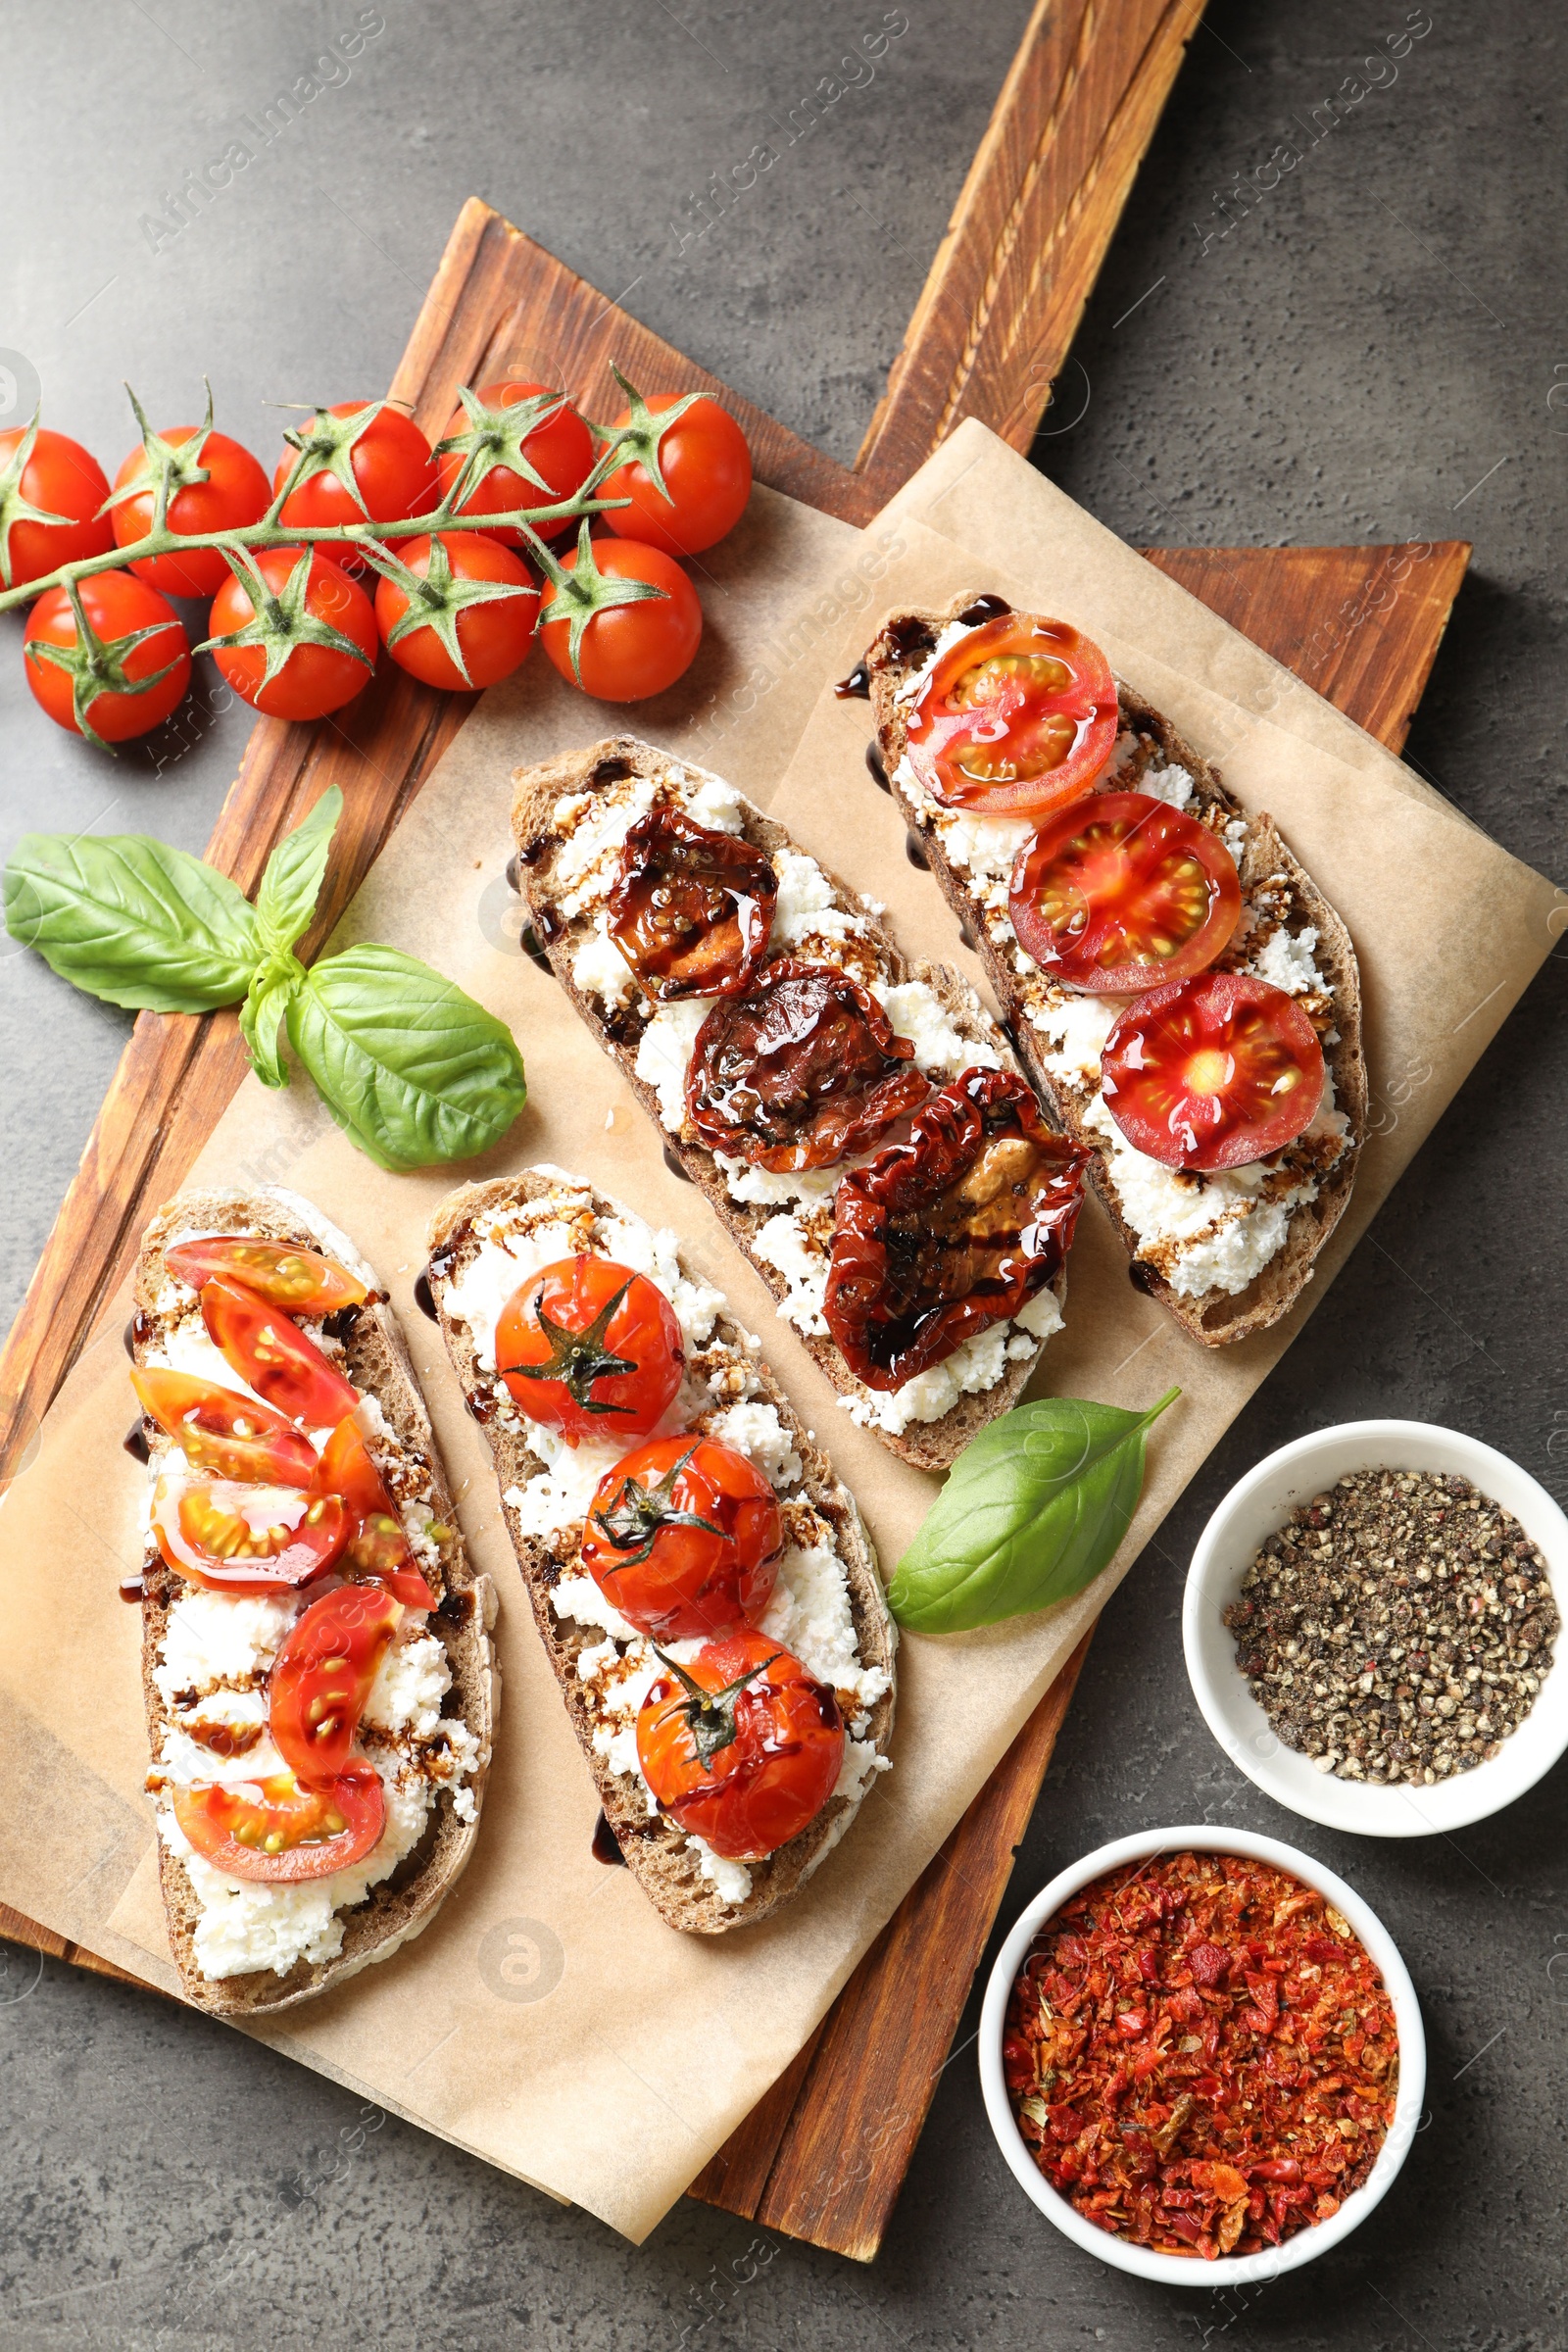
(1183, 1420), (1568, 1837)
(978, 1827), (1425, 2286)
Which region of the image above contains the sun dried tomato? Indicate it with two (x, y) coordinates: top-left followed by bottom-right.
(606, 804), (777, 1000)
(823, 1067), (1090, 1390)
(684, 956), (930, 1171)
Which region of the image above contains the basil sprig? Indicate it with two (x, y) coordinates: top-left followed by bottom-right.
(887, 1390), (1180, 1636)
(4, 789), (527, 1173)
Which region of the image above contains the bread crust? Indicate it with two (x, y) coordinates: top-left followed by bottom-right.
(510, 735), (1067, 1471)
(132, 1187), (498, 2016)
(864, 596), (1367, 1345)
(425, 1170), (896, 1936)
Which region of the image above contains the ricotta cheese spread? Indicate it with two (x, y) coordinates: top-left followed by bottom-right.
(889, 620), (1350, 1300)
(139, 1214), (479, 1982)
(442, 1176), (892, 1913)
(547, 759), (1060, 1435)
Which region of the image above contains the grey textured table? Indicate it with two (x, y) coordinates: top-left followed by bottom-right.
(2, 5), (1564, 2347)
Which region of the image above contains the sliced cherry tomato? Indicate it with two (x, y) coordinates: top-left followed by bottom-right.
(310, 1413), (438, 1610)
(173, 1760), (384, 1884)
(686, 957), (929, 1172)
(200, 1275), (359, 1429)
(495, 1255), (684, 1446)
(606, 805), (776, 1000)
(24, 571), (190, 747)
(0, 422), (115, 592)
(110, 422), (270, 599)
(434, 377), (596, 545)
(636, 1630), (843, 1861)
(539, 530), (702, 702)
(598, 390), (753, 558)
(371, 531), (538, 691)
(581, 1436), (783, 1641)
(1009, 790), (1243, 995)
(904, 612), (1118, 819)
(152, 1475), (349, 1592)
(271, 400), (437, 554)
(130, 1366), (317, 1487)
(1100, 972), (1327, 1171)
(825, 1067), (1091, 1389)
(205, 546), (378, 721)
(164, 1235), (368, 1313)
(268, 1583), (403, 1786)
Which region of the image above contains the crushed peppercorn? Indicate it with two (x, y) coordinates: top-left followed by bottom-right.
(1004, 1850), (1398, 2260)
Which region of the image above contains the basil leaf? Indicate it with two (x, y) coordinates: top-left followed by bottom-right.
(3, 831), (261, 1012)
(887, 1390), (1180, 1636)
(286, 943), (527, 1171)
(239, 954), (306, 1088)
(255, 786), (341, 956)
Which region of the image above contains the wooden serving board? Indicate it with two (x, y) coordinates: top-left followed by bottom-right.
(0, 0), (1470, 2265)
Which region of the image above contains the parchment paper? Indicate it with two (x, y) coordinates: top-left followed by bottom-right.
(0, 429), (1556, 2243)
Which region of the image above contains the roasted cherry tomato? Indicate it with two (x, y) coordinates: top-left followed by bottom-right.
(904, 612), (1118, 819)
(494, 1255), (683, 1446)
(271, 400), (437, 553)
(1100, 971), (1326, 1171)
(0, 422), (115, 592)
(598, 391), (753, 557)
(130, 1366), (318, 1487)
(200, 1274), (360, 1429)
(206, 546), (378, 720)
(606, 805), (776, 1000)
(686, 957), (929, 1172)
(165, 1235), (368, 1314)
(152, 1475), (349, 1592)
(310, 1412), (437, 1611)
(538, 530), (703, 702)
(268, 1583), (403, 1786)
(581, 1436), (783, 1641)
(825, 1067), (1091, 1389)
(371, 530), (538, 690)
(1008, 790), (1243, 995)
(434, 377), (596, 545)
(24, 570), (190, 747)
(110, 421), (270, 599)
(636, 1630), (843, 1861)
(172, 1760), (384, 1883)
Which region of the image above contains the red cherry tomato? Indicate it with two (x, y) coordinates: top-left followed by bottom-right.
(271, 401), (437, 549)
(599, 393), (753, 557)
(435, 378), (596, 545)
(206, 546), (378, 720)
(1100, 972), (1327, 1171)
(200, 1274), (360, 1428)
(268, 1584), (403, 1787)
(130, 1366), (318, 1487)
(173, 1761), (384, 1883)
(1009, 790), (1243, 995)
(580, 1436), (784, 1641)
(111, 424), (270, 598)
(310, 1413), (437, 1611)
(905, 612), (1118, 819)
(24, 570), (190, 745)
(371, 531), (538, 690)
(539, 534), (702, 702)
(165, 1235), (368, 1314)
(0, 423), (115, 592)
(636, 1630), (844, 1861)
(151, 1476), (350, 1592)
(494, 1255), (684, 1446)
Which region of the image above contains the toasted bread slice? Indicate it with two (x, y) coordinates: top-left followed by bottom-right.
(864, 595), (1366, 1345)
(132, 1187), (498, 2016)
(425, 1168), (896, 1936)
(510, 735), (1074, 1472)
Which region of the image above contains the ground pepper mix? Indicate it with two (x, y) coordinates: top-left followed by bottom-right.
(1004, 1851), (1398, 2260)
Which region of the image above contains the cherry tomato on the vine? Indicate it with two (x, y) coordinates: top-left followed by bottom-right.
(494, 1254), (684, 1446)
(539, 529), (702, 702)
(636, 1630), (844, 1861)
(110, 418), (270, 599)
(0, 423), (115, 593)
(599, 389), (753, 558)
(371, 531), (538, 691)
(580, 1436), (784, 1641)
(205, 546), (378, 720)
(435, 378), (596, 545)
(24, 570), (190, 746)
(271, 401), (437, 556)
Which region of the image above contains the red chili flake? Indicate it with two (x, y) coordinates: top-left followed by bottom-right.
(1004, 1852), (1400, 2261)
